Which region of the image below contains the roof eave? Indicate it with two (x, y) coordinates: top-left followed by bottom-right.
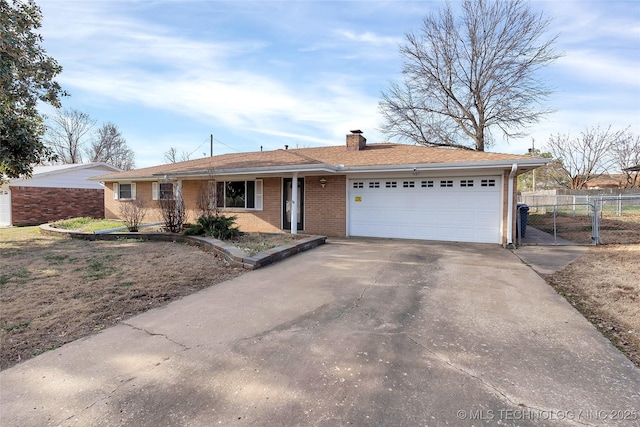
(90, 158), (547, 181)
(339, 158), (548, 174)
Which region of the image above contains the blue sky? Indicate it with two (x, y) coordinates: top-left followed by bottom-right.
(38, 0), (640, 169)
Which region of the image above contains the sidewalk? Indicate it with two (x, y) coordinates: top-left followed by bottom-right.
(513, 227), (589, 275)
(520, 225), (583, 246)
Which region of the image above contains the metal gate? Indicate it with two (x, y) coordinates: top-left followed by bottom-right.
(517, 195), (640, 246)
(517, 203), (598, 246)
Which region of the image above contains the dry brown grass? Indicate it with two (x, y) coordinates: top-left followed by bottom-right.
(547, 244), (640, 366)
(530, 213), (640, 366)
(0, 227), (245, 370)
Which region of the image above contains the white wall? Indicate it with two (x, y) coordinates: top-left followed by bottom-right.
(9, 165), (115, 189)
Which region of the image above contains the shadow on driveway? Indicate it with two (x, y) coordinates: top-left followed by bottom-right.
(1, 238), (638, 426)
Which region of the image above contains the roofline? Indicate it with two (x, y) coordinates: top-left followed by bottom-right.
(159, 164), (337, 178)
(91, 158), (547, 181)
(338, 158), (548, 174)
(11, 163), (122, 183)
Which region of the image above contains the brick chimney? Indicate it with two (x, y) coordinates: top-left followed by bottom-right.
(346, 130), (366, 151)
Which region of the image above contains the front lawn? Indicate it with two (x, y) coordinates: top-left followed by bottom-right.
(0, 226), (244, 370)
(546, 244), (640, 367)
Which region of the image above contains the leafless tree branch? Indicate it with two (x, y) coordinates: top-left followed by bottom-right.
(379, 0), (560, 151)
(44, 108), (95, 163)
(86, 122), (135, 170)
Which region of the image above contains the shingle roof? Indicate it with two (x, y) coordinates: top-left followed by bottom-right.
(92, 143), (543, 181)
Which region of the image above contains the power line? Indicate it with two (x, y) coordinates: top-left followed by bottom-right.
(185, 135), (242, 159)
(214, 137), (241, 153)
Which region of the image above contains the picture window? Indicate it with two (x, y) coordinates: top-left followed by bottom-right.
(215, 180), (262, 209)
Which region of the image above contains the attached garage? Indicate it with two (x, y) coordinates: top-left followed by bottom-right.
(348, 176), (502, 244)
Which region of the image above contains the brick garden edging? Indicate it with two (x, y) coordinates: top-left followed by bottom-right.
(39, 223), (326, 270)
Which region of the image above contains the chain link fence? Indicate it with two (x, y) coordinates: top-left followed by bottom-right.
(517, 194), (640, 246)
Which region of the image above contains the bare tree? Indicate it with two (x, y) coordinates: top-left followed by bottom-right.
(379, 0), (560, 151)
(196, 173), (218, 217)
(612, 132), (640, 188)
(158, 198), (186, 233)
(44, 108), (95, 163)
(119, 199), (147, 232)
(86, 122), (135, 170)
(545, 126), (626, 189)
(164, 147), (191, 163)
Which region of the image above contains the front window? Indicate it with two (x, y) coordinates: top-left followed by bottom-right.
(159, 183), (174, 199)
(216, 180), (259, 209)
(119, 183), (132, 199)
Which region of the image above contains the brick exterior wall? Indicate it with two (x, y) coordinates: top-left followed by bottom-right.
(10, 186), (105, 226)
(304, 175), (346, 236)
(104, 176), (349, 237)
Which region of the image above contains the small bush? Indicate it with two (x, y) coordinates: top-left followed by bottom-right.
(158, 198), (186, 233)
(119, 199), (147, 232)
(183, 215), (240, 240)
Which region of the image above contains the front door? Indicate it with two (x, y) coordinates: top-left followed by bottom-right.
(283, 178), (304, 231)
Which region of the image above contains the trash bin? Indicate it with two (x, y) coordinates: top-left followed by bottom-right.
(517, 204), (529, 238)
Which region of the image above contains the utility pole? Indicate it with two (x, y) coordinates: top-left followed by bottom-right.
(210, 134), (213, 157)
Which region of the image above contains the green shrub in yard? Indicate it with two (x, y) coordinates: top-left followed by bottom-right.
(183, 215), (241, 240)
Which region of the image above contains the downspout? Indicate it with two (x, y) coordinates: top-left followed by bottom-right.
(506, 163), (518, 248)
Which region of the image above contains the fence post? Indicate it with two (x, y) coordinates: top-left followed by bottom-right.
(592, 200), (600, 245)
(617, 194), (622, 216)
(553, 204), (557, 245)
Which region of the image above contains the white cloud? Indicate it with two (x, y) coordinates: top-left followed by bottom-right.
(37, 0), (639, 167)
(334, 30), (401, 46)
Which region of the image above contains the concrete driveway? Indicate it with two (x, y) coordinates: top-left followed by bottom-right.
(1, 239), (639, 426)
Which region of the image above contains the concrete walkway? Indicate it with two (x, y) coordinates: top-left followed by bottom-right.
(520, 226), (586, 246)
(515, 226), (589, 275)
(1, 239), (638, 426)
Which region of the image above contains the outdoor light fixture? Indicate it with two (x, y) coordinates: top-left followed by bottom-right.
(319, 178), (327, 188)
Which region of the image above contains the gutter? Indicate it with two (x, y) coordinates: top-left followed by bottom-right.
(91, 158), (547, 182)
(506, 163), (518, 248)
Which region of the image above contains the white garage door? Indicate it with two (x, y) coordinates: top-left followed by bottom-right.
(348, 176), (502, 244)
(0, 189), (11, 226)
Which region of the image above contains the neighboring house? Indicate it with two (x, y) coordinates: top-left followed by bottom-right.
(581, 174), (627, 189)
(0, 163), (121, 226)
(92, 131), (546, 245)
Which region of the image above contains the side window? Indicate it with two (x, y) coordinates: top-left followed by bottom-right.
(113, 183), (136, 200)
(159, 183), (174, 199)
(152, 182), (175, 200)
